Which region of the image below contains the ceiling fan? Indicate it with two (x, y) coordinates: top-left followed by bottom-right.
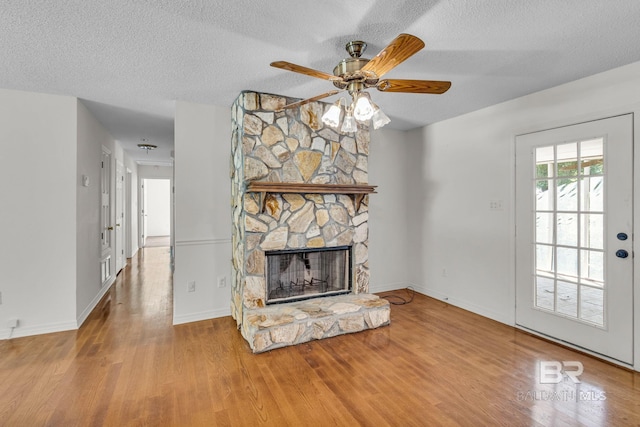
(270, 33), (451, 131)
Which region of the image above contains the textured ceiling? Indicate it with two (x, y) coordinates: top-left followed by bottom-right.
(2, 0), (640, 164)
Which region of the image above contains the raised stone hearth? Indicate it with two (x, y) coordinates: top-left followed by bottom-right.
(243, 293), (390, 353)
(230, 91), (390, 352)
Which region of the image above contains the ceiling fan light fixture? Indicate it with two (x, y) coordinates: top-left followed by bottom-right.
(341, 109), (357, 133)
(371, 102), (391, 129)
(138, 139), (157, 154)
(352, 92), (375, 122)
(322, 98), (343, 128)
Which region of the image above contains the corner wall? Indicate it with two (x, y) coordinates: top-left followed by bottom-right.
(0, 88), (78, 338)
(173, 100), (232, 324)
(76, 100), (120, 325)
(368, 128), (411, 293)
(406, 60), (640, 368)
(124, 156), (139, 258)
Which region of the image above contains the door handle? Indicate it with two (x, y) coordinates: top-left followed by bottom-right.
(107, 226), (114, 231)
(616, 249), (629, 259)
(116, 224), (121, 227)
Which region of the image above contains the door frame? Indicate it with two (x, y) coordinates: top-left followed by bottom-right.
(511, 109), (639, 370)
(514, 114), (633, 365)
(140, 178), (147, 248)
(100, 146), (114, 287)
(115, 160), (125, 273)
(125, 168), (133, 258)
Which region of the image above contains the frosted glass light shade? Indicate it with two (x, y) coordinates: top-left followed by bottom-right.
(353, 93), (374, 121)
(372, 108), (391, 129)
(341, 113), (357, 133)
(321, 101), (342, 128)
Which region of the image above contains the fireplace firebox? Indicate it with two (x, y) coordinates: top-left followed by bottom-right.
(265, 246), (352, 304)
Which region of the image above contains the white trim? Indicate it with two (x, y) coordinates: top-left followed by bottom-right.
(174, 238), (231, 247)
(515, 325), (634, 370)
(0, 320), (77, 340)
(512, 101), (640, 138)
(77, 275), (116, 327)
(409, 282), (512, 325)
(173, 307), (231, 325)
(632, 111), (639, 371)
(513, 110), (638, 371)
(369, 281), (412, 294)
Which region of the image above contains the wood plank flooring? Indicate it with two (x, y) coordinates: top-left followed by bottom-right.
(2, 247), (640, 426)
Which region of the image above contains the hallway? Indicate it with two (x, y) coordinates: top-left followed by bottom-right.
(2, 248), (640, 425)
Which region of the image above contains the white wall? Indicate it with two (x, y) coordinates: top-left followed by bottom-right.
(0, 88), (78, 338)
(138, 165), (173, 179)
(144, 179), (171, 236)
(76, 100), (119, 325)
(173, 101), (231, 324)
(406, 61), (640, 367)
(124, 156), (139, 258)
(368, 128), (411, 292)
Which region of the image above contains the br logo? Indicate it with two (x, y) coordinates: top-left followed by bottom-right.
(539, 361), (583, 384)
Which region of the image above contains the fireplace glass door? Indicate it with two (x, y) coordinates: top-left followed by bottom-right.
(265, 246), (352, 304)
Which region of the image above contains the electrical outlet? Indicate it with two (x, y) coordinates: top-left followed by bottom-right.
(188, 281), (196, 292)
(217, 276), (227, 288)
(489, 200), (504, 211)
(7, 318), (18, 328)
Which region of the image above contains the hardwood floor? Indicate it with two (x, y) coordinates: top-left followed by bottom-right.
(2, 247), (640, 426)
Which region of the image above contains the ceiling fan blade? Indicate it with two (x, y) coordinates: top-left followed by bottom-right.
(360, 34), (425, 79)
(279, 90), (342, 110)
(377, 79), (451, 94)
(271, 61), (341, 82)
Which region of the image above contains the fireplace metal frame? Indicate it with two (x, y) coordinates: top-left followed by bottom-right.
(264, 245), (353, 305)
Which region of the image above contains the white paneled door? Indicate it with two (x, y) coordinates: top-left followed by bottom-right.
(100, 147), (113, 285)
(115, 160), (125, 274)
(515, 114), (633, 364)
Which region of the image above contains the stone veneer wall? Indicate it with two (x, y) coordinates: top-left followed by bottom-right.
(230, 91), (371, 331)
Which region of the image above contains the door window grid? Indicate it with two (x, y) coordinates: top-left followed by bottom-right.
(533, 138), (605, 327)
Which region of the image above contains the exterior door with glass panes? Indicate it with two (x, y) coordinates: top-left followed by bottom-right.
(515, 114), (633, 364)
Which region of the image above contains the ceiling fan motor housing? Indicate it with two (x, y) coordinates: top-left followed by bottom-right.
(333, 58), (371, 90)
(333, 40), (380, 91)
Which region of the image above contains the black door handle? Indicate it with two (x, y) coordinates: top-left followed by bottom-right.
(616, 249), (629, 259)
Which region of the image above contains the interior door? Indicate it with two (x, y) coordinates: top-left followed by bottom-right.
(141, 179), (147, 248)
(515, 114), (633, 364)
(115, 160), (125, 273)
(100, 148), (113, 285)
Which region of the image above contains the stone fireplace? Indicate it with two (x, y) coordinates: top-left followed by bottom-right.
(231, 91), (390, 352)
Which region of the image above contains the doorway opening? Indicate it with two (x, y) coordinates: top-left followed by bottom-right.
(141, 178), (171, 248)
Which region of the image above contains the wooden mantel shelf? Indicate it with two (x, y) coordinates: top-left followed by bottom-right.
(246, 181), (377, 212)
(246, 181), (377, 194)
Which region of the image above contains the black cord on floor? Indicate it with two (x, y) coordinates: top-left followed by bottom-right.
(382, 286), (415, 305)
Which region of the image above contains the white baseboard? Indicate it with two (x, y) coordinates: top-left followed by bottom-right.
(408, 282), (512, 326)
(369, 281), (413, 293)
(173, 307), (231, 325)
(0, 277), (117, 341)
(0, 320), (77, 340)
(76, 277), (116, 328)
